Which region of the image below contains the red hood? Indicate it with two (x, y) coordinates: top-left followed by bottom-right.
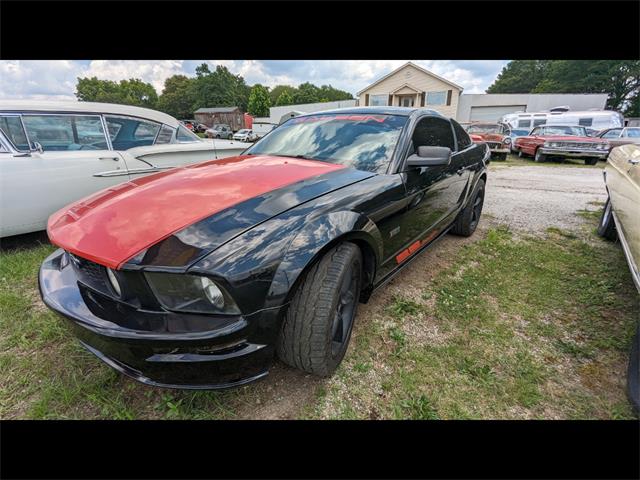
(47, 155), (345, 269)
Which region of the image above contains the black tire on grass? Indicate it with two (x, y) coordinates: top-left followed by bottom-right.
(277, 242), (362, 376)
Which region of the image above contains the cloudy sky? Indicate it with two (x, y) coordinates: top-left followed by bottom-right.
(0, 60), (509, 100)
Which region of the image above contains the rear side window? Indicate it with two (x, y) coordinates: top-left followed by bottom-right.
(0, 115), (30, 151)
(176, 125), (200, 142)
(106, 116), (160, 150)
(451, 119), (472, 150)
(21, 115), (108, 151)
(155, 125), (174, 144)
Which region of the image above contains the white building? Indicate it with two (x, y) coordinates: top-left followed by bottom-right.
(456, 93), (609, 122)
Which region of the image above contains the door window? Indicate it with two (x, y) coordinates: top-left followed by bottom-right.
(176, 125), (200, 142)
(0, 116), (30, 151)
(409, 117), (455, 158)
(105, 116), (161, 150)
(21, 115), (108, 151)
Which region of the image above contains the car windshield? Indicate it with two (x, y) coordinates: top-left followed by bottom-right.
(467, 124), (501, 134)
(626, 128), (640, 138)
(237, 129), (249, 134)
(511, 129), (530, 136)
(245, 113), (408, 174)
(544, 126), (588, 136)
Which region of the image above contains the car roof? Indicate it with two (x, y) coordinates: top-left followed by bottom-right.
(0, 100), (179, 127)
(295, 106), (446, 118)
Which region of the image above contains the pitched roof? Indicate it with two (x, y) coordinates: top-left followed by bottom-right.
(194, 107), (240, 113)
(357, 62), (464, 96)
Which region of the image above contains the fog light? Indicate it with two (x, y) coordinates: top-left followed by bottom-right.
(106, 268), (122, 297)
(200, 277), (225, 309)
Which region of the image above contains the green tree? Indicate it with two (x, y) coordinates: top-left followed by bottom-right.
(294, 82), (321, 104)
(75, 77), (158, 108)
(276, 89), (294, 106)
(190, 63), (251, 112)
(247, 84), (271, 117)
(269, 85), (297, 105)
(156, 75), (196, 119)
(318, 84), (353, 102)
(486, 61), (549, 93)
(487, 60), (640, 114)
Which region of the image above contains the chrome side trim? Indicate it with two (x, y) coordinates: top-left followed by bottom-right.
(93, 170), (130, 178)
(612, 210), (640, 293)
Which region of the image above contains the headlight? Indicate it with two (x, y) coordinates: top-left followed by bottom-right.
(145, 273), (240, 315)
(504, 137), (511, 145)
(544, 142), (551, 147)
(107, 268), (122, 297)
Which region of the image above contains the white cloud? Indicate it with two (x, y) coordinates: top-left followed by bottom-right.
(0, 60), (508, 101)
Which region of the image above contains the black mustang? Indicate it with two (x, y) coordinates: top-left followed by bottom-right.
(39, 107), (489, 389)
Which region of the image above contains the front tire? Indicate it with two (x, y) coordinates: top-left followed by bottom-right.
(534, 148), (546, 162)
(451, 179), (485, 237)
(597, 197), (617, 241)
(277, 242), (362, 376)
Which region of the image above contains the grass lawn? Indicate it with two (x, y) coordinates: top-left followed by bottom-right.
(0, 211), (637, 419)
(493, 153), (606, 168)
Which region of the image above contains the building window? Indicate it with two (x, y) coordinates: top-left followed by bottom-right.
(426, 91), (447, 106)
(369, 94), (387, 106)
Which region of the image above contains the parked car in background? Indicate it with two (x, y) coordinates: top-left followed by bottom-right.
(597, 143), (640, 414)
(252, 121), (278, 138)
(514, 125), (609, 165)
(507, 128), (531, 153)
(39, 107), (489, 389)
(180, 119), (196, 131)
(462, 122), (511, 160)
(206, 124), (233, 139)
(596, 127), (640, 151)
(502, 110), (624, 133)
(232, 129), (258, 142)
(0, 100), (251, 237)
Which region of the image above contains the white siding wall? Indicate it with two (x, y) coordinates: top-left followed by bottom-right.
(267, 99), (357, 124)
(357, 64), (461, 118)
(457, 94), (609, 122)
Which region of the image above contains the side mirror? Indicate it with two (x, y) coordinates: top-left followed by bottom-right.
(407, 146), (451, 168)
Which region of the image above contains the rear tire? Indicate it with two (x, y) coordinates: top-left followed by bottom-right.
(534, 148), (546, 162)
(451, 179), (485, 237)
(277, 242), (362, 376)
(597, 197), (617, 241)
(585, 158), (598, 166)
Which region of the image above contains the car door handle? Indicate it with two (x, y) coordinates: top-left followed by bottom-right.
(99, 156), (120, 161)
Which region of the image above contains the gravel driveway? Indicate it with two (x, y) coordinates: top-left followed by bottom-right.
(483, 165), (607, 232)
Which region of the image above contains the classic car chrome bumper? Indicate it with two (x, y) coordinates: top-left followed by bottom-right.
(539, 147), (608, 158)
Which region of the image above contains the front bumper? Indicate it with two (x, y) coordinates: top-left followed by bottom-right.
(39, 249), (282, 389)
(539, 147), (608, 159)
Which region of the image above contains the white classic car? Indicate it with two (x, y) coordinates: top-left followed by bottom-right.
(0, 101), (252, 237)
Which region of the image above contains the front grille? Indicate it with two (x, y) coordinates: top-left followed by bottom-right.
(487, 142), (502, 149)
(68, 253), (112, 297)
(558, 142), (598, 149)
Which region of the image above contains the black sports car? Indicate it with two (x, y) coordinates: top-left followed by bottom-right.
(39, 107), (490, 389)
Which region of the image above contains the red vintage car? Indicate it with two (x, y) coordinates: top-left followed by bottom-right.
(514, 125), (609, 165)
(463, 122), (511, 161)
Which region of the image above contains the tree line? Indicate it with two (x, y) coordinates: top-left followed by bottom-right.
(75, 63), (353, 119)
(487, 60), (639, 116)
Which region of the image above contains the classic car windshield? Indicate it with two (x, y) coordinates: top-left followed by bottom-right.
(511, 129), (530, 136)
(245, 113), (408, 174)
(544, 126), (588, 136)
(467, 124), (501, 134)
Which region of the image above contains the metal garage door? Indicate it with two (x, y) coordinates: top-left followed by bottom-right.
(470, 105), (527, 122)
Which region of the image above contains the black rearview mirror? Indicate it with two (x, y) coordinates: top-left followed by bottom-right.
(407, 146), (451, 168)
